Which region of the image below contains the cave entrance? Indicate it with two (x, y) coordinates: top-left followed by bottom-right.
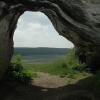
(14, 11), (74, 48)
(13, 11), (74, 64)
(12, 11), (74, 88)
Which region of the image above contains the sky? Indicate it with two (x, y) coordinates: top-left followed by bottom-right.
(14, 11), (74, 48)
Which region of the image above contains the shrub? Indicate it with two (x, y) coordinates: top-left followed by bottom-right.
(65, 49), (87, 71)
(55, 49), (88, 78)
(73, 63), (87, 72)
(17, 70), (33, 83)
(65, 49), (79, 68)
(5, 55), (33, 84)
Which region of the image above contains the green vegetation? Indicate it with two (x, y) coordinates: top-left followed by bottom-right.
(5, 55), (37, 84)
(8, 48), (100, 91)
(6, 48), (88, 83)
(14, 47), (68, 56)
(3, 48), (100, 98)
(23, 49), (88, 78)
(13, 47), (69, 64)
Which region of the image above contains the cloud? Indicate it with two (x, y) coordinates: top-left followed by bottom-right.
(14, 12), (74, 48)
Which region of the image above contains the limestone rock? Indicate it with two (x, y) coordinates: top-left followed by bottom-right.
(0, 0), (100, 78)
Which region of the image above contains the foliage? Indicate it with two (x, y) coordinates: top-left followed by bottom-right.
(65, 49), (87, 69)
(5, 55), (35, 84)
(65, 49), (79, 67)
(23, 49), (87, 79)
(6, 48), (100, 96)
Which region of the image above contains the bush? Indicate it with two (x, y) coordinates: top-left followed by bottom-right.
(73, 63), (87, 72)
(17, 70), (33, 83)
(56, 49), (88, 78)
(65, 49), (87, 71)
(5, 55), (33, 84)
(65, 49), (79, 68)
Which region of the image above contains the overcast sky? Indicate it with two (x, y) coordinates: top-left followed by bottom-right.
(14, 11), (74, 48)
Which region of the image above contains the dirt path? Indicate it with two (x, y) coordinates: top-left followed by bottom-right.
(0, 72), (97, 100)
(32, 72), (88, 88)
(32, 72), (67, 88)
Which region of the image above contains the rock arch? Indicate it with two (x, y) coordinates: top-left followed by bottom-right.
(0, 0), (100, 78)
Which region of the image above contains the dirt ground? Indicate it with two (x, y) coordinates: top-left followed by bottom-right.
(32, 72), (67, 88)
(0, 72), (98, 100)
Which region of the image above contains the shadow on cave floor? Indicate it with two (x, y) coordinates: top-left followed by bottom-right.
(0, 76), (99, 100)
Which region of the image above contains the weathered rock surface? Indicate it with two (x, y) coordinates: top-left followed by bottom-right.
(0, 0), (100, 78)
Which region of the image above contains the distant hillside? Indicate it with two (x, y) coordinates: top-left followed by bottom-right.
(14, 47), (69, 56)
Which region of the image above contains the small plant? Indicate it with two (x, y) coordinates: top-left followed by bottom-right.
(17, 70), (33, 83)
(73, 63), (87, 72)
(65, 49), (80, 68)
(4, 55), (33, 84)
(62, 62), (68, 68)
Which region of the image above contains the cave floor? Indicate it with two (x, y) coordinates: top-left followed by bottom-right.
(0, 72), (99, 100)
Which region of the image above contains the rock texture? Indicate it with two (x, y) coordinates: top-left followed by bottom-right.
(0, 0), (100, 78)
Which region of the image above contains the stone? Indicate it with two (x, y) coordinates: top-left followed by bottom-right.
(0, 0), (100, 78)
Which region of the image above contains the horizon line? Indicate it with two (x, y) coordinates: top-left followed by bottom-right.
(14, 46), (73, 49)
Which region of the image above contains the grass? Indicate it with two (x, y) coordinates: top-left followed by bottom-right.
(2, 48), (100, 100)
(4, 48), (100, 99)
(4, 55), (37, 84)
(9, 48), (93, 83)
(16, 49), (100, 92)
(22, 49), (89, 79)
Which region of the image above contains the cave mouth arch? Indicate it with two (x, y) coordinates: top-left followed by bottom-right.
(13, 11), (74, 64)
(0, 0), (100, 79)
(14, 11), (74, 48)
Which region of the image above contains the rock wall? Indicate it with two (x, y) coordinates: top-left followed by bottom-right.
(0, 1), (23, 78)
(0, 0), (100, 78)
